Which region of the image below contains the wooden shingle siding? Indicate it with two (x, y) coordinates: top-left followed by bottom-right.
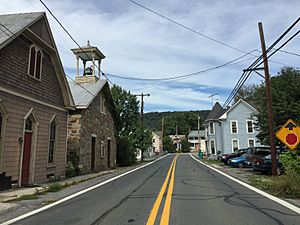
(0, 90), (67, 184)
(29, 17), (54, 48)
(0, 36), (65, 108)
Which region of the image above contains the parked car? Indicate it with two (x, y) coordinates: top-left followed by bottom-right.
(221, 148), (248, 165)
(253, 154), (284, 175)
(228, 154), (249, 168)
(245, 146), (271, 166)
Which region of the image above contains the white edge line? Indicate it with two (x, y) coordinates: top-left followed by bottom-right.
(0, 155), (169, 225)
(189, 153), (300, 215)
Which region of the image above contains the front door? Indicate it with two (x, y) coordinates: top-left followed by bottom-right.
(107, 140), (111, 169)
(91, 137), (96, 171)
(22, 132), (32, 186)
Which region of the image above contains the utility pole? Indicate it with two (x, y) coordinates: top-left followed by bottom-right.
(258, 22), (277, 176)
(134, 93), (150, 161)
(198, 116), (201, 152)
(161, 117), (164, 154)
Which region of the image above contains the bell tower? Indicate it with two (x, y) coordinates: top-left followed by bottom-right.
(71, 41), (106, 84)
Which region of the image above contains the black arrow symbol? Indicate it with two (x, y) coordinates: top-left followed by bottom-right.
(285, 122), (296, 130)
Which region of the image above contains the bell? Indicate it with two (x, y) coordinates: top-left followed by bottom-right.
(84, 66), (93, 76)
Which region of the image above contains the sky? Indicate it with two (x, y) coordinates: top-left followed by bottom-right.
(1, 0), (300, 112)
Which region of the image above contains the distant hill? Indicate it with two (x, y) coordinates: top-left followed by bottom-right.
(144, 110), (211, 135)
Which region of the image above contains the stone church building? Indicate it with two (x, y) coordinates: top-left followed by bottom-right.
(67, 42), (117, 173)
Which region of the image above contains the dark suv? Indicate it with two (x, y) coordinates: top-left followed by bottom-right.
(245, 146), (271, 166)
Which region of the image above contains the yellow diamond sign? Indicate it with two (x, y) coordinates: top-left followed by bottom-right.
(276, 119), (300, 150)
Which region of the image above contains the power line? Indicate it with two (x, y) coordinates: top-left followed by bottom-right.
(0, 21), (99, 101)
(274, 48), (300, 58)
(38, 0), (296, 85)
(223, 17), (300, 108)
(128, 0), (248, 54)
(107, 50), (256, 81)
(39, 0), (114, 85)
(128, 0), (297, 68)
(130, 55), (258, 92)
(0, 22), (104, 112)
(254, 28), (300, 69)
(133, 54), (258, 92)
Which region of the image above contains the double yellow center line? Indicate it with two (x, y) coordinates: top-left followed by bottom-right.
(146, 155), (178, 225)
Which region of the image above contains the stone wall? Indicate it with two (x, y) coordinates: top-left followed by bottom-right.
(67, 90), (117, 174)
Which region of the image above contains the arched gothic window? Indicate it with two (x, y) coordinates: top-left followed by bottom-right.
(28, 46), (43, 79)
(48, 119), (57, 164)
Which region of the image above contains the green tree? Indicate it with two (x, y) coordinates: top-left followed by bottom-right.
(163, 136), (175, 153)
(250, 67), (300, 146)
(161, 112), (203, 137)
(234, 84), (258, 107)
(111, 85), (152, 165)
(180, 139), (191, 153)
(144, 110), (210, 133)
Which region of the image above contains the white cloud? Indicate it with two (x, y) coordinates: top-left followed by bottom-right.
(1, 0), (300, 111)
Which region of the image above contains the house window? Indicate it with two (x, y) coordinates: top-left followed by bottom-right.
(248, 139), (255, 147)
(232, 139), (239, 152)
(100, 94), (106, 114)
(230, 121), (238, 134)
(210, 140), (216, 154)
(48, 120), (57, 164)
(101, 141), (105, 158)
(28, 46), (42, 80)
(247, 120), (254, 133)
(25, 117), (33, 131)
(152, 139), (155, 143)
(209, 122), (214, 134)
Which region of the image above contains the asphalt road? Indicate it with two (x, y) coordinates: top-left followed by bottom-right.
(7, 154), (300, 225)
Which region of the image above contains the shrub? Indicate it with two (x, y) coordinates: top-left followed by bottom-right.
(270, 172), (300, 198)
(66, 161), (77, 178)
(47, 182), (63, 192)
(66, 151), (80, 177)
(116, 137), (136, 166)
(279, 151), (300, 174)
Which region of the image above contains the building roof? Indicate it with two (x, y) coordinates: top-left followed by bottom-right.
(219, 99), (257, 119)
(169, 135), (186, 140)
(205, 102), (227, 121)
(188, 130), (206, 138)
(0, 12), (75, 109)
(68, 79), (107, 108)
(0, 12), (44, 49)
(153, 131), (162, 138)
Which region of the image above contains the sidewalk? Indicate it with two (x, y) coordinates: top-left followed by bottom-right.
(0, 156), (161, 223)
(0, 170), (116, 203)
(0, 155), (159, 203)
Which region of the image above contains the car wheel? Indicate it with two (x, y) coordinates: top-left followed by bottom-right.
(238, 162), (243, 168)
